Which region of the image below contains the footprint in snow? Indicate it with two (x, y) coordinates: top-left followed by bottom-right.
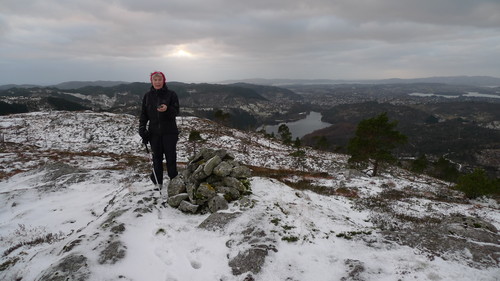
(188, 246), (203, 269)
(154, 248), (173, 266)
(165, 276), (178, 281)
(190, 260), (202, 269)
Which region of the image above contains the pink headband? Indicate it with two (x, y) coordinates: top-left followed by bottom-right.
(150, 71), (166, 83)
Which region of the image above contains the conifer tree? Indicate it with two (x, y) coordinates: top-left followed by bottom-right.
(188, 130), (203, 156)
(213, 109), (230, 134)
(347, 112), (407, 176)
(278, 124), (292, 145)
(214, 109), (230, 125)
(411, 154), (429, 173)
(293, 137), (301, 148)
(431, 156), (460, 182)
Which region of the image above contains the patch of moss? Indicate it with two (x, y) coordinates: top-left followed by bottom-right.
(0, 257), (20, 271)
(281, 236), (299, 242)
(241, 178), (251, 190)
(270, 218), (281, 226)
(336, 230), (372, 240)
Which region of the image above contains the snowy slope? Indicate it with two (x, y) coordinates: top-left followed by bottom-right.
(0, 111), (346, 170)
(0, 111), (499, 281)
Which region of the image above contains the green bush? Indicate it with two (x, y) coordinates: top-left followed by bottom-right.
(454, 168), (500, 199)
(410, 154), (428, 173)
(431, 156), (460, 182)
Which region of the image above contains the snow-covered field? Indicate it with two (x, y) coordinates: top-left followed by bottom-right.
(0, 111), (499, 281)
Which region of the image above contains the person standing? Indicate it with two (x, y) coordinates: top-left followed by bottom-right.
(139, 71), (179, 196)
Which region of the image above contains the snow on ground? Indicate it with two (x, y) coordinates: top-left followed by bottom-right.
(1, 169), (498, 281)
(0, 111), (499, 280)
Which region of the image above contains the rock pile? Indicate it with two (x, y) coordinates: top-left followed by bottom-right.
(167, 148), (252, 213)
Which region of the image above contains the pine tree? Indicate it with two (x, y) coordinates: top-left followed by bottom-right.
(431, 156), (460, 182)
(293, 137), (301, 148)
(213, 109), (230, 135)
(411, 154), (429, 173)
(347, 112), (407, 176)
(214, 109), (230, 125)
(188, 130), (203, 156)
(278, 124), (292, 145)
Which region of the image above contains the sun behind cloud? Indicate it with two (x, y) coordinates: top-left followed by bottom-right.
(168, 48), (194, 58)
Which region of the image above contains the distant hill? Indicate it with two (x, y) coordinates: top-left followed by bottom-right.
(377, 76), (500, 87)
(219, 78), (355, 86)
(0, 84), (40, 91)
(0, 81), (132, 91)
(0, 82), (301, 126)
(229, 82), (303, 101)
(51, 80), (131, 89)
(220, 76), (500, 87)
(3, 76), (500, 91)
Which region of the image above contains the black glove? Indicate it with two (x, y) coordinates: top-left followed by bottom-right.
(139, 127), (150, 144)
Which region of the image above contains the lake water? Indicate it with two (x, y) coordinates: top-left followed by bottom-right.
(409, 92), (500, 99)
(260, 111), (332, 139)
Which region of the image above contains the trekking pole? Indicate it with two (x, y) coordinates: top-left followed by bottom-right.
(144, 143), (161, 193)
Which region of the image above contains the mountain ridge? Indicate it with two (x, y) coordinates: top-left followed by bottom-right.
(51, 80), (131, 90)
(2, 75), (500, 90)
(219, 75), (500, 87)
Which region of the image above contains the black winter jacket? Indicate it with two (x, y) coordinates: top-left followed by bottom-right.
(139, 85), (179, 136)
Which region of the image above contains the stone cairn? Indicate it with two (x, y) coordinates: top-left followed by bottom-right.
(167, 148), (252, 214)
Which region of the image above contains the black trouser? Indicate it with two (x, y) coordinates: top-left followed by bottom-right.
(149, 133), (178, 184)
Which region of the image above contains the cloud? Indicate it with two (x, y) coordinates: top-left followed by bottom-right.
(1, 0), (499, 84)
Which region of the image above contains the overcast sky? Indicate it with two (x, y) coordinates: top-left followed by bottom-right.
(1, 0), (500, 85)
